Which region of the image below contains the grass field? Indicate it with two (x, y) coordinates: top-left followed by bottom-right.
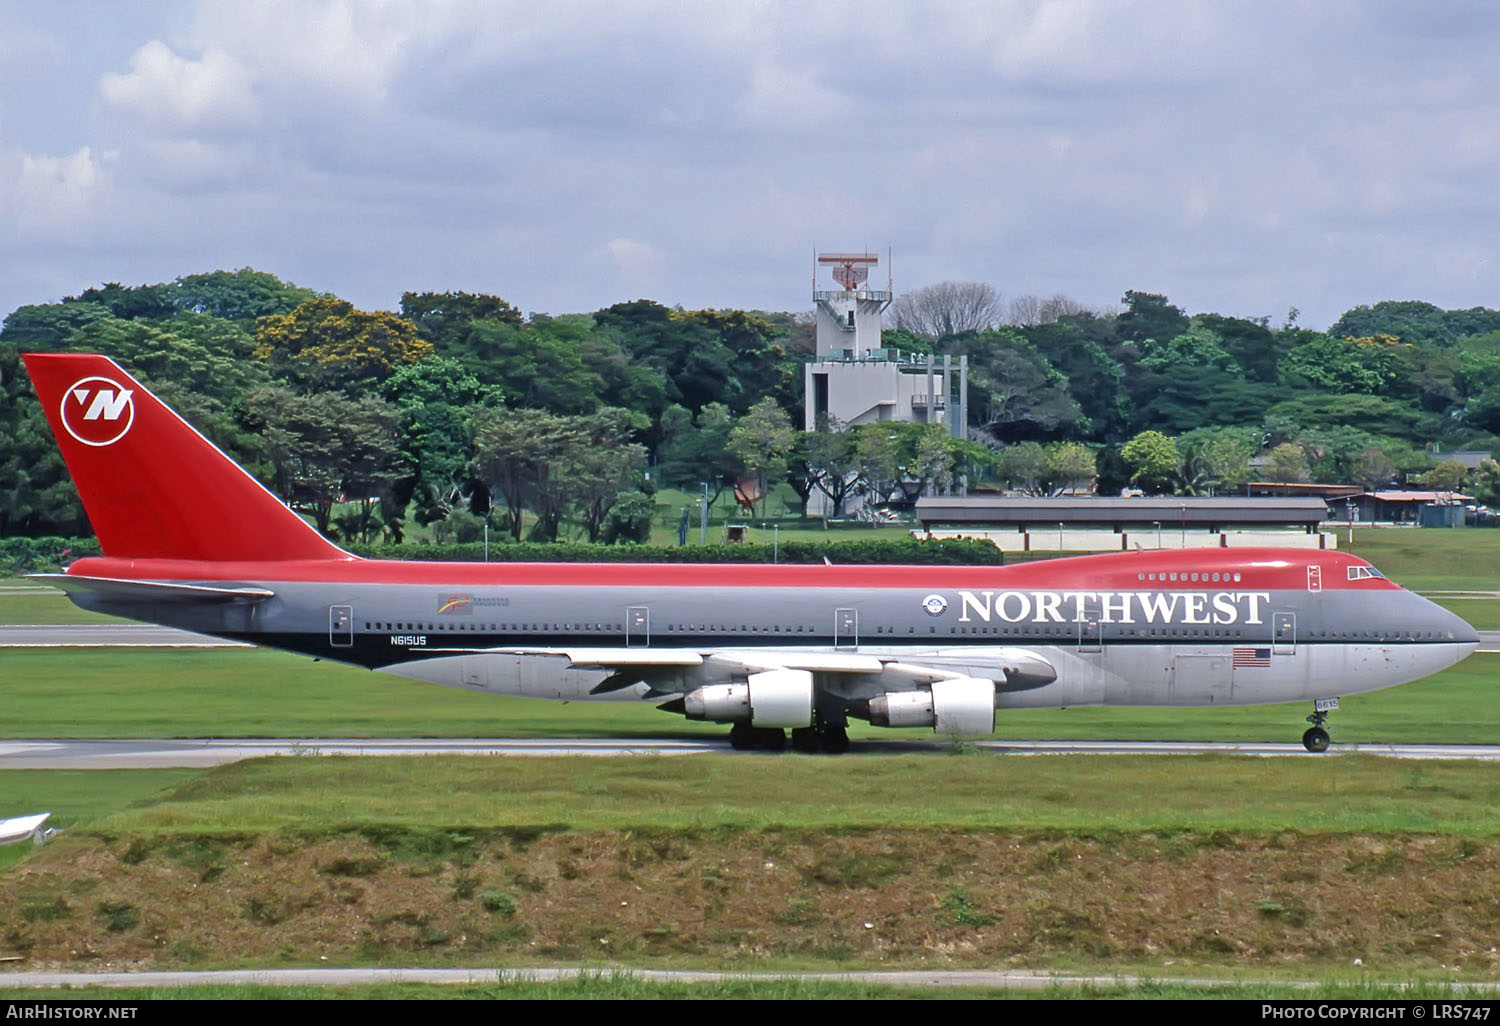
(0, 646), (1496, 743)
(25, 754), (1500, 836)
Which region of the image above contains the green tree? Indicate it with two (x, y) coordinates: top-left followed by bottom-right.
(1469, 460), (1500, 507)
(1023, 321), (1126, 442)
(383, 357), (502, 526)
(1415, 458), (1469, 492)
(1329, 300), (1456, 347)
(242, 387), (407, 541)
(0, 345), (88, 535)
(469, 407), (644, 542)
(804, 416), (864, 517)
(1280, 334), (1401, 393)
(996, 441), (1047, 494)
(912, 424), (954, 495)
(1137, 326), (1237, 373)
(1177, 428), (1254, 495)
(1265, 394), (1438, 441)
(996, 441), (1095, 495)
(1121, 430), (1179, 495)
(470, 408), (577, 541)
(656, 403), (738, 505)
(1352, 447), (1397, 491)
(1046, 441), (1097, 494)
(1195, 313), (1280, 383)
(947, 330), (1084, 442)
(67, 281), (176, 320)
(1, 301), (112, 349)
(595, 300), (739, 415)
(728, 398), (795, 519)
(854, 424), (900, 505)
(569, 409), (649, 543)
(1265, 442), (1309, 484)
(400, 290), (524, 349)
(462, 315), (606, 413)
(1116, 290), (1189, 344)
(173, 268), (325, 321)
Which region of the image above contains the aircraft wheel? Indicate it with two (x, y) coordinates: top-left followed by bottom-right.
(817, 724), (850, 754)
(755, 727), (788, 751)
(729, 723), (755, 750)
(791, 727), (821, 754)
(1302, 727), (1331, 753)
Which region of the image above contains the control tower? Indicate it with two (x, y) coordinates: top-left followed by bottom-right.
(804, 250), (967, 439)
(813, 252), (891, 359)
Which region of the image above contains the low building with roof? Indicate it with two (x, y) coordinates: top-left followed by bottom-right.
(914, 495), (1335, 552)
(1350, 490), (1472, 526)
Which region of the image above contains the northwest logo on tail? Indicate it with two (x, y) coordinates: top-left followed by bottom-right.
(60, 376), (135, 447)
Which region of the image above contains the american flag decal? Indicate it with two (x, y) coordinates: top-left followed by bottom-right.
(1233, 647), (1272, 667)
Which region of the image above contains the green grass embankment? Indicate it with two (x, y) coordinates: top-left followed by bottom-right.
(6, 755), (1500, 977)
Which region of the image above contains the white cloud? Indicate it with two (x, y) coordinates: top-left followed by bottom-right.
(182, 1), (436, 111)
(98, 41), (259, 131)
(6, 146), (114, 238)
(603, 237), (663, 282)
(734, 62), (846, 131)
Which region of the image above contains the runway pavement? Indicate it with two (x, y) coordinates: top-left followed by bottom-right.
(0, 623), (248, 647)
(4, 736), (1500, 768)
(8, 965), (1500, 992)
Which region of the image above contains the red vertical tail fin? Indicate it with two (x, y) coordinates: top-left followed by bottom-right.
(23, 353), (350, 562)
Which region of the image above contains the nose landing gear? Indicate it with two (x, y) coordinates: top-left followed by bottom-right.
(1302, 698), (1339, 753)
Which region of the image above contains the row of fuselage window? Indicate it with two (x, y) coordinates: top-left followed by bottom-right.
(1137, 571), (1244, 583)
(362, 620), (1453, 642)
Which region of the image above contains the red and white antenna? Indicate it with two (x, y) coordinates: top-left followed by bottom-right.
(818, 252), (878, 292)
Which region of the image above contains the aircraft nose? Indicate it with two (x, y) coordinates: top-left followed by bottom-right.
(1448, 608), (1481, 648)
(1430, 597), (1480, 650)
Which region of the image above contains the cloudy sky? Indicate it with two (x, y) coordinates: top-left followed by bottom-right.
(2, 1), (1498, 330)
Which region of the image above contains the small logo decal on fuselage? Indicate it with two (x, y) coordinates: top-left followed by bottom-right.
(438, 594), (472, 615)
(60, 377), (135, 447)
(922, 594), (948, 617)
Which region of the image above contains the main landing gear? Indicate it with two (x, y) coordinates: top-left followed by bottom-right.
(1302, 698), (1339, 753)
(792, 704), (850, 755)
(728, 723), (787, 751)
(731, 710), (850, 754)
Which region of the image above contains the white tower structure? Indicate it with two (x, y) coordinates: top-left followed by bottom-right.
(803, 250), (967, 439)
(813, 252), (890, 360)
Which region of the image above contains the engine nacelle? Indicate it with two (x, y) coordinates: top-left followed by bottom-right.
(866, 677), (996, 737)
(682, 669), (814, 728)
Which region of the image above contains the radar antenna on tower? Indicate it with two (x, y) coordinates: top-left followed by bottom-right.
(817, 252), (878, 292)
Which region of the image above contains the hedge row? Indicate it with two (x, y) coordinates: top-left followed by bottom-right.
(2, 535), (1003, 572)
(349, 537), (1004, 565)
(0, 536), (102, 575)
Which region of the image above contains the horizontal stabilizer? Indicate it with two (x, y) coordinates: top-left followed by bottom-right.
(32, 573), (275, 604)
(0, 812), (52, 846)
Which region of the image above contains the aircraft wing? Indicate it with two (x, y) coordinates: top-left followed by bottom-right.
(31, 574), (275, 604)
(407, 644), (1056, 696)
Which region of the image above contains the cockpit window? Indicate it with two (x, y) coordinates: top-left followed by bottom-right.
(1347, 565), (1387, 581)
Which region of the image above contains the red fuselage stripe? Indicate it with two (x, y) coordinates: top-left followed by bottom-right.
(65, 547), (1401, 592)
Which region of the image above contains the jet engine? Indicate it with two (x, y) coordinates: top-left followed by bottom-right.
(682, 669), (814, 728)
(864, 677), (997, 737)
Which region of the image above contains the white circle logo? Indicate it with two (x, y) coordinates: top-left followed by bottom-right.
(60, 376), (135, 447)
(922, 594), (947, 617)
